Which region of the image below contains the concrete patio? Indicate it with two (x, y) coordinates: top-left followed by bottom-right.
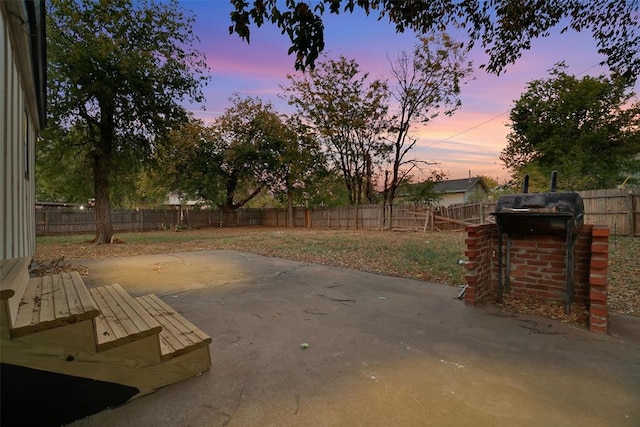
(69, 250), (640, 426)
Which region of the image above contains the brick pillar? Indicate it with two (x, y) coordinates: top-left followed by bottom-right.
(589, 225), (609, 334)
(464, 223), (496, 305)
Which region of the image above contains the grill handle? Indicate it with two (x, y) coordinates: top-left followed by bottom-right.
(550, 170), (558, 193)
(522, 174), (530, 193)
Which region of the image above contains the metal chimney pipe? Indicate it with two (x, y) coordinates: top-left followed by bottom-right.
(550, 170), (558, 192)
(522, 174), (530, 194)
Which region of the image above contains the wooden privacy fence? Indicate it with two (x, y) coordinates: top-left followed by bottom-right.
(579, 188), (639, 237)
(35, 188), (639, 236)
(35, 203), (488, 235)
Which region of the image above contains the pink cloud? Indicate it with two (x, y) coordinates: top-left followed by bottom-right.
(183, 1), (638, 184)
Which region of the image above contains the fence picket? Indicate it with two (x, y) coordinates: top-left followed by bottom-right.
(34, 188), (639, 236)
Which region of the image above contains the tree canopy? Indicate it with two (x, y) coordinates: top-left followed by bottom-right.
(500, 63), (640, 190)
(282, 56), (390, 205)
(46, 0), (210, 243)
(383, 32), (473, 211)
(158, 96), (325, 213)
(229, 0), (640, 80)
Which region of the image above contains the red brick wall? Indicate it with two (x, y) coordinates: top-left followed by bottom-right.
(464, 224), (497, 305)
(464, 223), (609, 333)
(589, 225), (609, 333)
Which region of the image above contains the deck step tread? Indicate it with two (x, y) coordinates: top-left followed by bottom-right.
(11, 271), (100, 337)
(90, 284), (162, 351)
(0, 257), (31, 300)
(136, 294), (211, 361)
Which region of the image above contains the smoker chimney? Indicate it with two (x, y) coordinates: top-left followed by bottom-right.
(522, 174), (530, 194)
(550, 170), (558, 193)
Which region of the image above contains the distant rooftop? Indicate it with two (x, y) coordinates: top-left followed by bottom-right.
(433, 177), (488, 193)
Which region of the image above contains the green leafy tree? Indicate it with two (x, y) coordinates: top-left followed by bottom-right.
(282, 56), (390, 205)
(162, 96), (295, 212)
(401, 169), (449, 206)
(37, 124), (94, 204)
(500, 63), (640, 190)
(229, 0), (640, 80)
(152, 118), (218, 205)
(383, 32), (473, 217)
(268, 116), (327, 226)
(213, 96), (288, 211)
(297, 170), (351, 207)
(46, 0), (209, 243)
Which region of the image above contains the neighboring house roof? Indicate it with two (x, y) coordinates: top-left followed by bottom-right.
(166, 192), (206, 206)
(433, 178), (489, 194)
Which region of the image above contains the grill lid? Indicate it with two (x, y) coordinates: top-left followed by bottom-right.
(494, 192), (584, 215)
(492, 171), (584, 234)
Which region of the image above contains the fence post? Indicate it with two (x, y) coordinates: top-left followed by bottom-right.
(627, 191), (635, 236)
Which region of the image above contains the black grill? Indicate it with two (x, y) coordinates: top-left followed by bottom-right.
(491, 171), (584, 313)
(493, 191), (584, 235)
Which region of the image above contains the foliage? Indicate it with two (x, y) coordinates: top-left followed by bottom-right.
(268, 116), (327, 222)
(159, 96), (324, 212)
(500, 63), (640, 191)
(228, 0), (640, 81)
(403, 180), (442, 206)
(383, 32), (473, 209)
(297, 170), (351, 207)
(282, 56), (390, 205)
(399, 169), (448, 206)
(37, 124), (94, 203)
(46, 0), (210, 243)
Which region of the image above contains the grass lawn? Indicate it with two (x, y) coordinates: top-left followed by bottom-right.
(35, 227), (639, 317)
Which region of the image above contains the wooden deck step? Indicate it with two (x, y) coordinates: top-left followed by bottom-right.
(90, 284), (162, 352)
(136, 294), (212, 361)
(11, 271), (100, 338)
(0, 257), (31, 300)
(1, 258), (33, 333)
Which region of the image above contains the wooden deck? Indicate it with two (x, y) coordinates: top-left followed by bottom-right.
(11, 272), (100, 338)
(136, 294), (212, 361)
(90, 284), (162, 351)
(1, 257), (212, 419)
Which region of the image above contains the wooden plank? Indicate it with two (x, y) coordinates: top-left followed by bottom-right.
(0, 258), (30, 329)
(1, 320), (209, 396)
(39, 274), (55, 323)
(136, 294), (211, 361)
(90, 287), (129, 348)
(11, 273), (99, 338)
(433, 215), (475, 226)
(90, 284), (161, 352)
(53, 272), (71, 319)
(110, 284), (160, 336)
(14, 275), (40, 328)
(70, 271), (98, 315)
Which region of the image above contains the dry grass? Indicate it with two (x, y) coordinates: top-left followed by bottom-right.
(35, 227), (639, 317)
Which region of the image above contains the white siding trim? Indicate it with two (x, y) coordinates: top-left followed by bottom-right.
(1, 3), (38, 260)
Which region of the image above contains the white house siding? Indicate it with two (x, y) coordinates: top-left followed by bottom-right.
(1, 2), (40, 261)
(438, 182), (488, 206)
(439, 193), (465, 206)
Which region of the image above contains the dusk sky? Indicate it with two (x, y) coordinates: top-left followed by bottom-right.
(181, 0), (639, 183)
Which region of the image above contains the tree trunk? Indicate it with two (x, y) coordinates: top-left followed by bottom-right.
(287, 191), (295, 228)
(93, 151), (113, 244)
(93, 114), (115, 244)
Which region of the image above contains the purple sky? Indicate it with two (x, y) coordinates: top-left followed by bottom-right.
(183, 1), (638, 183)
